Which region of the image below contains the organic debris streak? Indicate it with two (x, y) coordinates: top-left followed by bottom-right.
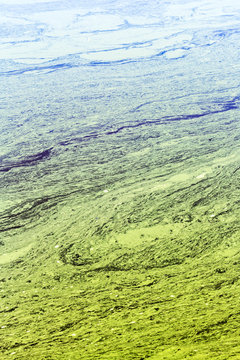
(0, 148), (53, 172)
(60, 99), (239, 146)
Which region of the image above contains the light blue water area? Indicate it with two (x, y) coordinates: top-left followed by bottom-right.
(1, 0), (240, 67)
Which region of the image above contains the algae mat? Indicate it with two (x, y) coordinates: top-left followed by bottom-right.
(1, 107), (240, 359)
(1, 1), (240, 359)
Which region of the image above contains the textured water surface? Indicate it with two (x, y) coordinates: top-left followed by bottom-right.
(0, 1), (240, 359)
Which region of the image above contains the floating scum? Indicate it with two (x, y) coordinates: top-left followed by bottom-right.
(0, 0), (240, 359)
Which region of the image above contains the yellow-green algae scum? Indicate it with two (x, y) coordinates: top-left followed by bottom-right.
(1, 39), (240, 360)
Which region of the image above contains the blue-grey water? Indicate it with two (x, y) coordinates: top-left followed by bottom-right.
(1, 0), (240, 212)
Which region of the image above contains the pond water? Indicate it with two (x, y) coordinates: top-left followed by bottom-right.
(0, 1), (240, 359)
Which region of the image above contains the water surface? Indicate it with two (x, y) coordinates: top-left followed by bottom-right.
(1, 1), (240, 359)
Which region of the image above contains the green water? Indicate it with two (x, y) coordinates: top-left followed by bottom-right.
(1, 54), (240, 359)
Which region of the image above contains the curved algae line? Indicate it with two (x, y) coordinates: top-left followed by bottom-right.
(0, 243), (33, 264)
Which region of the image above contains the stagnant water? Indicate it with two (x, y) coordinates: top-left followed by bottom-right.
(0, 1), (240, 359)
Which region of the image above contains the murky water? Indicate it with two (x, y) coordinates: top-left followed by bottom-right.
(1, 1), (240, 359)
